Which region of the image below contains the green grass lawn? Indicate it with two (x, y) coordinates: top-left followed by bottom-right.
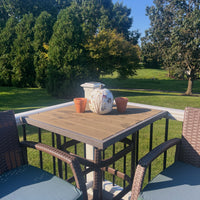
(1, 69), (199, 113)
(112, 89), (200, 109)
(0, 87), (66, 113)
(101, 68), (200, 94)
(1, 68), (200, 188)
(102, 68), (170, 80)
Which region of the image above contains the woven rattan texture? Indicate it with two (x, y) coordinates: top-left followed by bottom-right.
(130, 107), (200, 200)
(180, 107), (200, 167)
(0, 111), (88, 199)
(0, 111), (25, 175)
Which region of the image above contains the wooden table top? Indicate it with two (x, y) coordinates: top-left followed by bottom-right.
(24, 103), (167, 149)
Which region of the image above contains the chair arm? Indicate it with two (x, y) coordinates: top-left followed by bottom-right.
(21, 141), (88, 200)
(130, 138), (181, 200)
(139, 138), (181, 167)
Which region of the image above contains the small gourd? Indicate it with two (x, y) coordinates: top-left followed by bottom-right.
(89, 87), (113, 114)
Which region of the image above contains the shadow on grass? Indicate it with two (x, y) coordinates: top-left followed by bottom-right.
(111, 89), (183, 98)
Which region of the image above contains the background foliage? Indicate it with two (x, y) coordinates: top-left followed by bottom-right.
(141, 0), (200, 95)
(0, 0), (140, 97)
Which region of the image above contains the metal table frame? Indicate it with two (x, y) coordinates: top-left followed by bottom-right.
(23, 102), (168, 200)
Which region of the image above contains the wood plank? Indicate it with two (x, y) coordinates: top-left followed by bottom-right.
(27, 105), (161, 141)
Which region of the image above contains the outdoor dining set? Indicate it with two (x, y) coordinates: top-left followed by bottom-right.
(0, 82), (200, 200)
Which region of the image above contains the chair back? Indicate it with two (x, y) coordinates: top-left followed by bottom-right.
(180, 107), (200, 167)
(0, 110), (26, 175)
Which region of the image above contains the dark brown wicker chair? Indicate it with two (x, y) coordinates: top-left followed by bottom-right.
(131, 107), (200, 200)
(0, 110), (88, 200)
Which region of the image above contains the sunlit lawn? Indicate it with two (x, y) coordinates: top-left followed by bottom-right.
(0, 87), (66, 112)
(112, 89), (200, 110)
(101, 68), (200, 94)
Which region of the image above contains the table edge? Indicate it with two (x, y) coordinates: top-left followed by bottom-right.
(23, 110), (168, 150)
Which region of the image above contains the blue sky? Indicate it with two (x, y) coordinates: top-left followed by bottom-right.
(112, 0), (154, 39)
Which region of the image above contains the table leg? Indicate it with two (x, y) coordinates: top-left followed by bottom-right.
(86, 144), (94, 184)
(93, 148), (102, 200)
(56, 134), (63, 178)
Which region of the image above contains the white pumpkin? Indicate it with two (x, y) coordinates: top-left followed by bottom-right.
(89, 88), (113, 114)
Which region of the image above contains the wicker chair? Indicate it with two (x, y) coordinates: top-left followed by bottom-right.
(131, 107), (200, 200)
(0, 110), (88, 200)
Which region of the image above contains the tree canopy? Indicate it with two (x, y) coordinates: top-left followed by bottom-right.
(33, 11), (54, 88)
(47, 1), (140, 97)
(85, 29), (140, 78)
(0, 16), (17, 85)
(142, 0), (200, 95)
(0, 0), (71, 28)
(0, 0), (140, 98)
(11, 14), (35, 87)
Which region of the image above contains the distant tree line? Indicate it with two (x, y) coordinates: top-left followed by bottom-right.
(142, 0), (200, 95)
(0, 0), (140, 97)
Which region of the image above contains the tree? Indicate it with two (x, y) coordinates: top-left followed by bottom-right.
(111, 2), (133, 39)
(143, 0), (200, 95)
(128, 30), (141, 45)
(11, 14), (35, 87)
(98, 0), (139, 43)
(141, 39), (162, 69)
(0, 0), (9, 29)
(142, 0), (174, 71)
(85, 29), (140, 78)
(75, 0), (139, 43)
(0, 16), (17, 85)
(0, 0), (72, 28)
(0, 0), (141, 93)
(47, 4), (87, 97)
(170, 2), (200, 95)
(33, 11), (54, 87)
(0, 0), (74, 88)
(47, 1), (140, 97)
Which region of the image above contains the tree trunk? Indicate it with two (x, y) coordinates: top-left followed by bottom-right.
(185, 77), (193, 95)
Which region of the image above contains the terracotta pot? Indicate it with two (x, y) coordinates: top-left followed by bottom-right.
(74, 98), (87, 113)
(115, 97), (128, 113)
